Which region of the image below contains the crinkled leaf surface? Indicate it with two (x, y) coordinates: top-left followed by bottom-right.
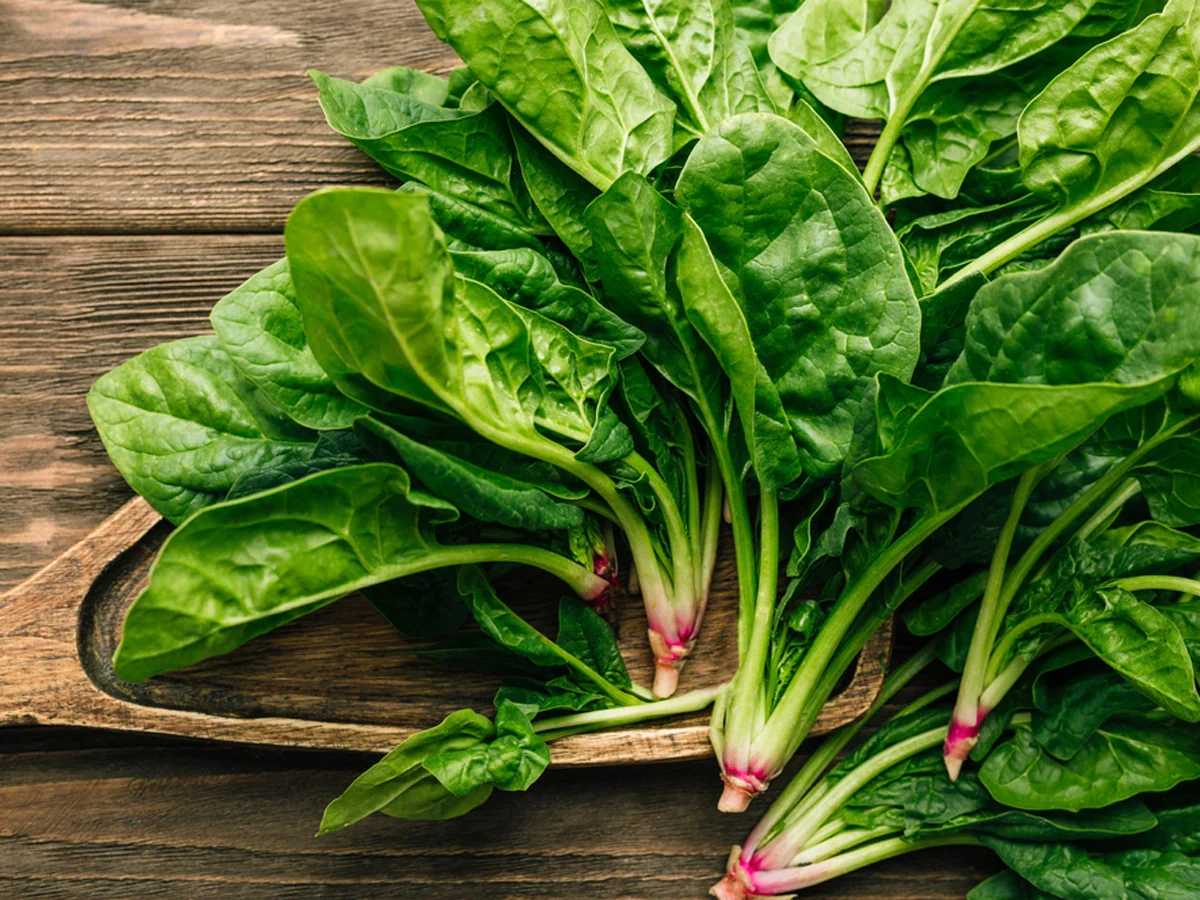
(88, 335), (318, 524)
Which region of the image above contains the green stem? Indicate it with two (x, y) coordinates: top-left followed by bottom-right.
(1113, 575), (1200, 596)
(984, 614), (1063, 684)
(792, 824), (901, 866)
(758, 726), (948, 869)
(953, 466), (1043, 737)
(710, 430), (757, 656)
(743, 635), (943, 858)
(624, 449), (696, 615)
(722, 489), (780, 775)
(533, 684), (724, 738)
(443, 542), (611, 600)
(751, 835), (981, 894)
(698, 462), (724, 605)
(755, 512), (956, 767)
(570, 496), (619, 524)
(990, 420), (1195, 636)
(862, 111), (909, 196)
(942, 139), (1200, 286)
(1075, 477), (1141, 542)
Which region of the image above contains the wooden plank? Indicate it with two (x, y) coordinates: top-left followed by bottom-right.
(0, 234), (281, 590)
(0, 725), (1000, 898)
(0, 0), (881, 235)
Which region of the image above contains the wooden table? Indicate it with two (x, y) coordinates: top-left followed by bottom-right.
(0, 1), (1001, 895)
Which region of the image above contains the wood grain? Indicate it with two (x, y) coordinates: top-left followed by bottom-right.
(0, 0), (880, 236)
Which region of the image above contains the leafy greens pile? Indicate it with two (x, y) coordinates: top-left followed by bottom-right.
(85, 0), (1200, 886)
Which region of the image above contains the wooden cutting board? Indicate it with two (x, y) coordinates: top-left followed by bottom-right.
(0, 496), (891, 764)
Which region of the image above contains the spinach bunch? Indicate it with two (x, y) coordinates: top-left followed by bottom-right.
(712, 229), (1200, 812)
(715, 644), (1200, 897)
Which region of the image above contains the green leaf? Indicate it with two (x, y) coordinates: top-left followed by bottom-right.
(510, 127), (602, 277)
(967, 871), (1055, 900)
(424, 700), (551, 795)
(448, 246), (644, 358)
(285, 188), (628, 459)
(415, 0), (676, 190)
(310, 70), (531, 224)
(1031, 662), (1157, 760)
(602, 0), (774, 142)
(769, 0), (1100, 121)
(981, 718), (1200, 812)
(853, 374), (1168, 515)
(87, 335), (319, 524)
(584, 173), (728, 430)
(361, 569), (469, 640)
(946, 232), (1200, 387)
(903, 569), (989, 636)
(356, 416), (584, 531)
(1019, 0), (1200, 213)
(557, 598), (631, 688)
(676, 112), (921, 479)
(456, 568), (629, 705)
(1048, 586), (1200, 722)
(210, 259), (368, 431)
(982, 836), (1200, 900)
(318, 708), (496, 833)
(113, 464), (461, 681)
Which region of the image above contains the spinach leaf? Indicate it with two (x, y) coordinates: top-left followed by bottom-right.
(980, 718), (1200, 811)
(285, 188), (631, 462)
(310, 69), (533, 225)
(423, 700), (551, 795)
(946, 232), (1200, 388)
(111, 464), (470, 681)
(983, 835), (1200, 900)
(769, 0), (1103, 191)
(357, 416), (585, 532)
(210, 259), (368, 431)
(448, 245), (644, 358)
(87, 334), (318, 524)
(968, 871), (1056, 900)
(318, 708), (497, 833)
(1031, 662), (1158, 760)
(603, 0), (774, 143)
(852, 374), (1167, 516)
(456, 567), (633, 704)
(360, 570), (469, 640)
(1039, 585), (1200, 722)
(557, 597), (632, 688)
(676, 112), (921, 478)
(415, 0), (676, 189)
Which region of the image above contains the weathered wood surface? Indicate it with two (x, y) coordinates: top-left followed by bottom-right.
(0, 0), (997, 895)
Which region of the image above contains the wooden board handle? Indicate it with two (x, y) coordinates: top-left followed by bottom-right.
(0, 498), (890, 764)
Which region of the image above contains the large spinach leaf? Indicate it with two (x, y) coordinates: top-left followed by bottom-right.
(88, 334), (318, 524)
(414, 0), (676, 190)
(676, 112), (921, 478)
(210, 259), (367, 431)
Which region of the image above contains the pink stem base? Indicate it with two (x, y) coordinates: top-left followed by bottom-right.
(711, 847), (757, 899)
(649, 630), (692, 698)
(718, 769), (769, 813)
(943, 711), (987, 781)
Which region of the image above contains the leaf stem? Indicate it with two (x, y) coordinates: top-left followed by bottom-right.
(719, 488), (780, 795)
(752, 512), (954, 775)
(1112, 575), (1200, 596)
(532, 683), (724, 738)
(950, 466), (1044, 768)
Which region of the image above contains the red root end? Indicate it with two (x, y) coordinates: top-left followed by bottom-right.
(718, 770), (768, 813)
(711, 847), (756, 899)
(943, 716), (983, 781)
(648, 630), (690, 698)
